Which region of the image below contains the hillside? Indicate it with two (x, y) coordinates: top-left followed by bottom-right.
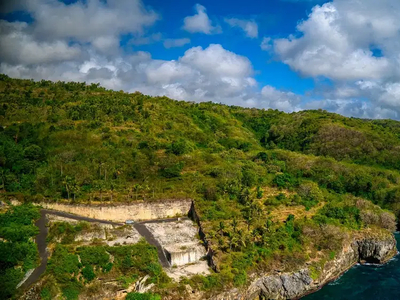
(1, 74), (400, 299)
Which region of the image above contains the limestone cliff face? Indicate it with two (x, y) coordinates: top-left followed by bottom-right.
(39, 199), (192, 222)
(210, 234), (397, 300)
(356, 237), (396, 263)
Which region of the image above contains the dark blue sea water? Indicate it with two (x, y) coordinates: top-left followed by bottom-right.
(304, 233), (400, 300)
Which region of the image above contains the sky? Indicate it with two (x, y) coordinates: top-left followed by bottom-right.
(1, 0), (400, 119)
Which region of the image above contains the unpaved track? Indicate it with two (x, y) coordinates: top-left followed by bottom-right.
(20, 210), (187, 290)
(20, 209), (123, 291)
(20, 210), (48, 290)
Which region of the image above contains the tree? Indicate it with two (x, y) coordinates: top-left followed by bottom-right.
(62, 176), (72, 200)
(133, 184), (142, 200)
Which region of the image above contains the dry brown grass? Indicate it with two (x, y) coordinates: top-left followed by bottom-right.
(270, 201), (326, 223)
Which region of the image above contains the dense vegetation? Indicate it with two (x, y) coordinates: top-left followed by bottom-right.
(0, 204), (40, 299)
(40, 239), (167, 300)
(1, 75), (400, 297)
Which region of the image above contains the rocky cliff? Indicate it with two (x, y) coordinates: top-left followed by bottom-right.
(210, 233), (397, 300)
(34, 199), (192, 222)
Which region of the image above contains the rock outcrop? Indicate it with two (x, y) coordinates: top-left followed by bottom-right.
(210, 233), (397, 300)
(356, 237), (396, 263)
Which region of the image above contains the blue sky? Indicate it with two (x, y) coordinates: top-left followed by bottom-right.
(139, 0), (322, 93)
(1, 0), (400, 119)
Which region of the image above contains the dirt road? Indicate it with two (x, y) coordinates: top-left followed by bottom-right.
(20, 210), (187, 290)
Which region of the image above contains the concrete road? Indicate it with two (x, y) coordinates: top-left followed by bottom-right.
(20, 210), (187, 290)
(20, 210), (48, 290)
(20, 209), (123, 291)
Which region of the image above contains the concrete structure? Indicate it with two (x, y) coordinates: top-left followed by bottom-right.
(164, 244), (204, 266)
(38, 199), (192, 222)
(144, 220), (207, 267)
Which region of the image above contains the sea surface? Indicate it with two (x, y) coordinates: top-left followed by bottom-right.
(304, 233), (400, 300)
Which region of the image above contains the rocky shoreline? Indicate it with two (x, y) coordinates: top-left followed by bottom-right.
(209, 233), (397, 300)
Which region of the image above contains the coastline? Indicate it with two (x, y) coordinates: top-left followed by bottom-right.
(208, 232), (398, 300)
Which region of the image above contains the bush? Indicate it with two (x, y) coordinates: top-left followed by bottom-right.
(77, 246), (110, 270)
(126, 292), (161, 300)
(315, 204), (361, 229)
(273, 173), (296, 188)
(82, 265), (96, 282)
(61, 279), (82, 300)
(168, 139), (193, 155)
(48, 245), (80, 283)
(159, 162), (184, 178)
(0, 204), (39, 299)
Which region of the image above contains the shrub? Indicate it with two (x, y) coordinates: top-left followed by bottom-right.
(159, 162), (184, 178)
(273, 173), (296, 188)
(48, 245), (80, 283)
(168, 139), (193, 155)
(77, 246), (110, 270)
(82, 265), (96, 282)
(126, 292), (161, 300)
(61, 279), (82, 300)
(379, 212), (396, 231)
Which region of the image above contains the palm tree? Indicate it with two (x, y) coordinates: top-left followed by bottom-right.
(62, 175), (72, 200)
(229, 234), (239, 251)
(142, 184), (150, 200)
(218, 221), (225, 235)
(0, 168), (5, 191)
(237, 229), (247, 248)
(232, 218), (238, 233)
(133, 184), (142, 200)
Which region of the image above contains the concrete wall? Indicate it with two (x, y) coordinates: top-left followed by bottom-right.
(40, 199), (192, 222)
(189, 201), (218, 271)
(165, 247), (204, 266)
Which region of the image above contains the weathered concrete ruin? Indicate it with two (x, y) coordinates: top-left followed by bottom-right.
(31, 199), (212, 281)
(145, 220), (207, 266)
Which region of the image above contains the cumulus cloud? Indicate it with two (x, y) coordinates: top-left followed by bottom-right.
(1, 0), (159, 56)
(129, 33), (162, 46)
(260, 86), (301, 112)
(182, 4), (220, 34)
(261, 37), (272, 51)
(0, 0), (30, 14)
(125, 44), (257, 102)
(163, 38), (191, 49)
(30, 0), (158, 42)
(272, 0), (400, 118)
(273, 2), (394, 81)
(225, 18), (258, 38)
(0, 21), (82, 65)
(11, 0), (400, 118)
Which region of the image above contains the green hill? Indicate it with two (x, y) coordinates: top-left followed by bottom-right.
(1, 74), (400, 298)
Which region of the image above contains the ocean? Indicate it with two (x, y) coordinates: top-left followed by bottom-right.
(304, 233), (400, 300)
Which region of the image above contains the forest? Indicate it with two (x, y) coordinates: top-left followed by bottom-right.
(1, 74), (400, 298)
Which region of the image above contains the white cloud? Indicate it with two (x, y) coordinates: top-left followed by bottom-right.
(225, 18), (258, 38)
(271, 0), (400, 118)
(181, 44), (253, 79)
(30, 0), (158, 42)
(163, 38), (191, 49)
(273, 2), (393, 81)
(260, 85), (301, 112)
(129, 33), (162, 46)
(261, 37), (272, 51)
(91, 36), (120, 55)
(9, 0), (400, 119)
(182, 4), (220, 34)
(0, 21), (82, 65)
(3, 0), (159, 55)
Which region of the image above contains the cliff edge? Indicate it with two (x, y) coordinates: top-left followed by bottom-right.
(211, 232), (397, 300)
